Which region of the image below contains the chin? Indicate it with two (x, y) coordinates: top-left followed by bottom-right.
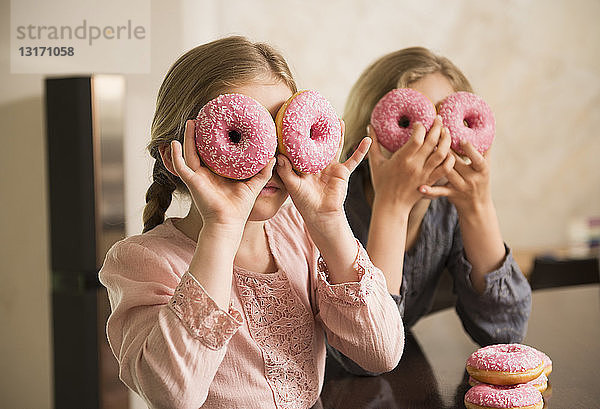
(247, 192), (289, 221)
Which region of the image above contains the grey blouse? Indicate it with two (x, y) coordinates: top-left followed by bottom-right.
(328, 163), (532, 375)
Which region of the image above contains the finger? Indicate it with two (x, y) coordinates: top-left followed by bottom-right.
(367, 127), (386, 167)
(402, 121), (426, 155)
(418, 184), (453, 199)
(183, 120), (202, 170)
(459, 140), (486, 172)
(334, 118), (345, 162)
(426, 154), (455, 185)
(423, 126), (452, 172)
(275, 154), (301, 191)
(418, 115), (443, 156)
(451, 151), (472, 174)
(171, 140), (198, 182)
(246, 157), (276, 191)
(446, 167), (467, 190)
(343, 137), (372, 174)
(438, 125), (452, 156)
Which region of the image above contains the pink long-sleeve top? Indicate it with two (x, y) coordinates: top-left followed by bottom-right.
(99, 204), (404, 409)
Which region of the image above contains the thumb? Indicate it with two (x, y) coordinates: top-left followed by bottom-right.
(275, 154), (300, 191)
(246, 157), (276, 192)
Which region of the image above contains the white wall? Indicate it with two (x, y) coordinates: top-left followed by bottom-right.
(1, 0), (598, 408)
(173, 0), (600, 249)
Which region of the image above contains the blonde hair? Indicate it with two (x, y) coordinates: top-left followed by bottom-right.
(143, 36), (297, 232)
(342, 47), (473, 160)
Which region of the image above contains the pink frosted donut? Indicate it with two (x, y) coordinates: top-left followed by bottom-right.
(469, 373), (548, 393)
(438, 91), (495, 155)
(466, 344), (544, 386)
(534, 349), (552, 376)
(195, 93), (277, 180)
(275, 90), (341, 173)
(464, 384), (543, 409)
(370, 88), (436, 152)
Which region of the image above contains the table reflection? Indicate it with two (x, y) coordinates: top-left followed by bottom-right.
(318, 284), (600, 409)
(321, 332), (444, 409)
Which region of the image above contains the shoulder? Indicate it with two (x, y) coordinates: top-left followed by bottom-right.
(108, 220), (189, 260)
(100, 219), (194, 286)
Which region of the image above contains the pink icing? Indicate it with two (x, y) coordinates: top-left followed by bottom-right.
(438, 91), (495, 155)
(195, 93), (277, 180)
(278, 90), (341, 174)
(465, 384), (542, 408)
(370, 88), (436, 152)
(534, 349), (552, 371)
(467, 344), (542, 373)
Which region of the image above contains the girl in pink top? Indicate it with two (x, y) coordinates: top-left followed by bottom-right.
(99, 36), (404, 409)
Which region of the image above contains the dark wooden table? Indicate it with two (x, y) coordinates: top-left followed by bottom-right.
(318, 284), (600, 409)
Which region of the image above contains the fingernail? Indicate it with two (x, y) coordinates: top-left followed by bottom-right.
(436, 115), (442, 122)
(420, 186), (428, 193)
(366, 124), (371, 135)
(277, 155), (284, 167)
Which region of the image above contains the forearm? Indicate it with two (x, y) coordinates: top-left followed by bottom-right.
(457, 199), (506, 294)
(188, 223), (243, 310)
(305, 212), (363, 284)
(366, 198), (411, 295)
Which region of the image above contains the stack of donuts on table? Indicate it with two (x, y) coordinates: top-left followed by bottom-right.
(194, 89), (342, 179)
(464, 344), (553, 409)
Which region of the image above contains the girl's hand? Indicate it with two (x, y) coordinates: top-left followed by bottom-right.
(276, 121), (371, 236)
(170, 120), (275, 229)
(418, 140), (493, 214)
(369, 116), (455, 211)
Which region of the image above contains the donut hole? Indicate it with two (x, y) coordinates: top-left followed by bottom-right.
(228, 130), (242, 144)
(398, 116), (411, 128)
(310, 120), (328, 141)
(463, 114), (481, 129)
(310, 124), (317, 140)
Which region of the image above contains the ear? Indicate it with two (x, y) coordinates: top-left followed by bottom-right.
(158, 143), (178, 176)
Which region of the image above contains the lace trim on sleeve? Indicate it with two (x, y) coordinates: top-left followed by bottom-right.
(316, 240), (375, 306)
(168, 272), (243, 350)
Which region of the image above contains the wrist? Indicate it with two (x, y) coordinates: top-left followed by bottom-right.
(372, 196), (412, 220)
(455, 195), (495, 220)
(306, 211), (351, 244)
(199, 222), (245, 248)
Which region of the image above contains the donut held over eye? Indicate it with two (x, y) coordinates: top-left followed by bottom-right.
(438, 91), (495, 155)
(195, 93), (277, 180)
(370, 88), (437, 152)
(276, 90), (342, 174)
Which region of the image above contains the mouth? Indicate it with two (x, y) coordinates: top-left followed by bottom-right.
(260, 184), (280, 195)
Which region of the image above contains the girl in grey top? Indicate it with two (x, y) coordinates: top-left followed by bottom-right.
(329, 47), (531, 375)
